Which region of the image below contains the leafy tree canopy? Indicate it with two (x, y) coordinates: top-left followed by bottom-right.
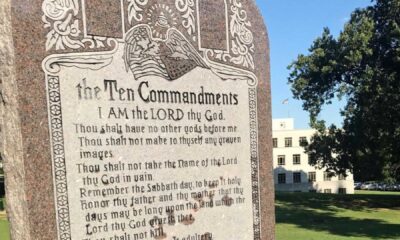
(288, 0), (400, 182)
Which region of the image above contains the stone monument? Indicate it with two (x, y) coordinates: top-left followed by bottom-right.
(1, 0), (274, 239)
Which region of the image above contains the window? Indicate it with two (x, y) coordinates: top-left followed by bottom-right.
(273, 138), (278, 148)
(324, 189), (332, 194)
(299, 137), (308, 147)
(324, 172), (332, 181)
(339, 174), (346, 180)
(293, 172), (301, 183)
(308, 153), (316, 165)
(293, 154), (301, 165)
(285, 137), (292, 147)
(309, 189), (317, 193)
(339, 188), (347, 194)
(278, 155), (286, 166)
(278, 173), (286, 184)
(308, 172), (316, 182)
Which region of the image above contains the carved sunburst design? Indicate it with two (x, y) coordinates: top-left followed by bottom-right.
(146, 4), (178, 39)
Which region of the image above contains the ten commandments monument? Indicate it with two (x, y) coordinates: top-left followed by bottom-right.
(1, 0), (275, 239)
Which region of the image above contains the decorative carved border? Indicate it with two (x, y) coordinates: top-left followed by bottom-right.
(46, 76), (71, 240)
(127, 0), (149, 24)
(211, 0), (255, 69)
(42, 0), (255, 71)
(42, 0), (114, 51)
(228, 0), (255, 69)
(176, 0), (197, 41)
(249, 87), (261, 239)
(43, 47), (117, 240)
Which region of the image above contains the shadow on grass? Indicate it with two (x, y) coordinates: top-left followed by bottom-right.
(276, 192), (400, 239)
(278, 192), (400, 212)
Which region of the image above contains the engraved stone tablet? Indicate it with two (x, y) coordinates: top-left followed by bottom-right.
(1, 0), (274, 239)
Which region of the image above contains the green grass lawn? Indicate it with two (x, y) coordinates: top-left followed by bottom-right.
(0, 219), (10, 240)
(276, 191), (400, 240)
(0, 211), (10, 240)
(0, 197), (10, 240)
(0, 191), (399, 240)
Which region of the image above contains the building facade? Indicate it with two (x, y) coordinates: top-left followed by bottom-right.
(273, 118), (354, 194)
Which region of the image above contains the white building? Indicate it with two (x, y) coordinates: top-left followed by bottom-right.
(273, 118), (354, 194)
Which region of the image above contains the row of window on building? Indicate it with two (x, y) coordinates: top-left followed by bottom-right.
(276, 154), (321, 166)
(277, 172), (347, 184)
(277, 154), (302, 165)
(309, 188), (348, 194)
(273, 137), (308, 148)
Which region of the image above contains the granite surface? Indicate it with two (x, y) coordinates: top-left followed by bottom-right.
(1, 0), (31, 239)
(2, 0), (275, 239)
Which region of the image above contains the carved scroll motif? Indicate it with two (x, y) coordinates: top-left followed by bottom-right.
(210, 0), (256, 70)
(42, 0), (255, 68)
(175, 0), (197, 41)
(229, 0), (255, 69)
(42, 0), (113, 51)
(127, 0), (149, 24)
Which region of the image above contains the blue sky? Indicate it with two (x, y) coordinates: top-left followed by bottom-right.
(255, 0), (373, 129)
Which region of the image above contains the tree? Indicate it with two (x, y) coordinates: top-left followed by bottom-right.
(288, 0), (400, 182)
